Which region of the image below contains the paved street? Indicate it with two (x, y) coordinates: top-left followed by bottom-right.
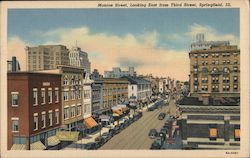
(100, 99), (176, 149)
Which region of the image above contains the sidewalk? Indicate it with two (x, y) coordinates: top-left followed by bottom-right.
(62, 116), (129, 150)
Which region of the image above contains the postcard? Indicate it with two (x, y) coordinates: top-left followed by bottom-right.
(0, 0), (249, 158)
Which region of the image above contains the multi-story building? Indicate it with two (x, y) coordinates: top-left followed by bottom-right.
(102, 78), (129, 113)
(189, 44), (240, 98)
(7, 56), (20, 72)
(104, 67), (136, 78)
(69, 47), (91, 73)
(122, 76), (151, 106)
(25, 45), (69, 71)
(159, 78), (166, 94)
(7, 72), (62, 150)
(178, 97), (240, 149)
(91, 80), (103, 115)
(83, 73), (93, 119)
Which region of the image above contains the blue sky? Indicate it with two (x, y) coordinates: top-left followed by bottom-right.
(7, 8), (239, 80)
(8, 8), (239, 50)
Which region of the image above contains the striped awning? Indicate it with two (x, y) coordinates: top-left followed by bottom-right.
(48, 136), (60, 146)
(56, 131), (79, 142)
(30, 141), (46, 150)
(84, 117), (98, 129)
(11, 144), (27, 150)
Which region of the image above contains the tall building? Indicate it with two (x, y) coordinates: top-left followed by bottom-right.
(7, 72), (62, 150)
(104, 67), (136, 78)
(69, 47), (91, 73)
(189, 44), (240, 98)
(7, 56), (20, 72)
(26, 45), (69, 71)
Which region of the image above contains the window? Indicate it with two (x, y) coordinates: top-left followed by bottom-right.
(49, 111), (53, 126)
(33, 114), (38, 131)
(71, 89), (76, 100)
(55, 88), (59, 102)
(64, 107), (70, 120)
(209, 127), (217, 140)
(215, 60), (219, 65)
(194, 85), (198, 92)
(234, 60), (238, 64)
(131, 86), (134, 90)
(41, 88), (45, 104)
(41, 112), (46, 128)
(234, 125), (240, 141)
(223, 67), (230, 73)
(201, 85), (208, 91)
(63, 77), (69, 85)
(194, 68), (198, 74)
(223, 76), (230, 83)
(202, 77), (208, 83)
(212, 60), (215, 65)
(233, 66), (238, 72)
(223, 85), (230, 91)
(55, 110), (59, 124)
(11, 92), (19, 107)
(70, 106), (76, 118)
(233, 85), (238, 91)
(33, 88), (38, 105)
(63, 91), (69, 101)
(76, 105), (82, 116)
(84, 90), (90, 99)
(212, 85), (219, 92)
(211, 67), (219, 74)
(12, 118), (19, 132)
(48, 88), (52, 103)
(226, 60), (230, 64)
(202, 67), (208, 75)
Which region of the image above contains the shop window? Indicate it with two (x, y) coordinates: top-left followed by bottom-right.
(234, 126), (240, 141)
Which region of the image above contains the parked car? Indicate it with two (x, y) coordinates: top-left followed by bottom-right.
(114, 125), (121, 134)
(108, 128), (115, 136)
(150, 137), (164, 149)
(148, 129), (158, 139)
(119, 123), (125, 130)
(147, 106), (155, 111)
(158, 113), (166, 120)
(101, 132), (112, 143)
(84, 142), (99, 150)
(160, 127), (168, 135)
(95, 136), (105, 145)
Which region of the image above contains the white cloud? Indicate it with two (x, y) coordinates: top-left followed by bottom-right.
(186, 23), (239, 45)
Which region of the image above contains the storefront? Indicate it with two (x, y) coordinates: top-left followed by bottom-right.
(84, 117), (99, 134)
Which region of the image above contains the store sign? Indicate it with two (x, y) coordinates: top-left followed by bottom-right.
(42, 82), (50, 86)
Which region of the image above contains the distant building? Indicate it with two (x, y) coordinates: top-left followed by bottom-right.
(178, 97), (240, 149)
(7, 56), (20, 72)
(104, 67), (136, 78)
(69, 47), (91, 73)
(159, 78), (166, 94)
(122, 76), (151, 106)
(25, 45), (69, 71)
(83, 73), (94, 119)
(7, 72), (62, 150)
(189, 41), (240, 98)
(101, 78), (129, 113)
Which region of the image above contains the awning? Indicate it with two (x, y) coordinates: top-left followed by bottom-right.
(121, 106), (129, 112)
(84, 117), (98, 129)
(11, 144), (27, 150)
(30, 141), (46, 150)
(48, 136), (60, 146)
(56, 131), (79, 142)
(112, 109), (123, 115)
(112, 113), (120, 117)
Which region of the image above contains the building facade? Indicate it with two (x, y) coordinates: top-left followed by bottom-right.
(178, 97), (240, 149)
(104, 67), (136, 78)
(69, 47), (91, 73)
(122, 76), (151, 105)
(189, 44), (240, 98)
(91, 80), (103, 115)
(83, 73), (93, 119)
(7, 72), (62, 150)
(102, 78), (129, 113)
(26, 45), (69, 71)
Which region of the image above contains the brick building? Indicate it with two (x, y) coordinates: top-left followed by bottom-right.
(7, 72), (62, 150)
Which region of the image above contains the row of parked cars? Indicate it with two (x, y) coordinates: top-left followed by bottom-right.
(82, 112), (143, 150)
(149, 114), (176, 149)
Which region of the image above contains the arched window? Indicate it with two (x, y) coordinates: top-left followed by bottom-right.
(63, 76), (69, 85)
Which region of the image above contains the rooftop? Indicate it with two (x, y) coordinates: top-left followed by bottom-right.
(121, 76), (150, 84)
(177, 97), (240, 106)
